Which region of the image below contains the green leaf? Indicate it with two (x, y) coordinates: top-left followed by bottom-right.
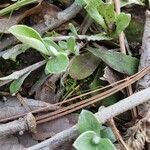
(88, 48), (139, 75)
(9, 71), (31, 94)
(100, 127), (116, 143)
(98, 138), (117, 150)
(8, 25), (49, 55)
(114, 13), (131, 35)
(84, 0), (103, 6)
(98, 3), (109, 18)
(86, 6), (107, 30)
(69, 23), (78, 36)
(78, 110), (101, 134)
(104, 4), (116, 25)
(45, 53), (69, 74)
(101, 93), (120, 106)
(58, 41), (68, 50)
(73, 131), (99, 150)
(2, 44), (29, 61)
(82, 33), (112, 41)
(43, 37), (62, 53)
(69, 52), (100, 80)
(67, 37), (76, 53)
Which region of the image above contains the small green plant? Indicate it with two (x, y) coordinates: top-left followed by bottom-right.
(75, 0), (131, 37)
(8, 25), (77, 93)
(73, 110), (117, 150)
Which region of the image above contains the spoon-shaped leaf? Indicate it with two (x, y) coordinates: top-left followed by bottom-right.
(78, 110), (101, 134)
(98, 138), (117, 150)
(8, 25), (49, 55)
(9, 71), (31, 94)
(45, 53), (69, 74)
(73, 131), (99, 150)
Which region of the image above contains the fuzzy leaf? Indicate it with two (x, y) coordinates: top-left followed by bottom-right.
(78, 110), (101, 134)
(45, 53), (69, 74)
(86, 6), (107, 30)
(69, 52), (100, 80)
(43, 37), (62, 53)
(2, 44), (29, 61)
(9, 72), (31, 94)
(114, 13), (131, 35)
(100, 127), (116, 143)
(69, 23), (78, 36)
(98, 138), (117, 150)
(82, 33), (112, 41)
(105, 4), (116, 25)
(88, 48), (139, 75)
(58, 41), (68, 50)
(67, 37), (76, 53)
(8, 25), (49, 55)
(73, 131), (98, 150)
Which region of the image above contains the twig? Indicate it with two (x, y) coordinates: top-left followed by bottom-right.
(25, 87), (150, 150)
(0, 113), (36, 137)
(136, 10), (150, 115)
(113, 0), (126, 54)
(0, 2), (82, 51)
(107, 119), (130, 150)
(16, 93), (31, 112)
(135, 10), (150, 149)
(114, 0), (137, 120)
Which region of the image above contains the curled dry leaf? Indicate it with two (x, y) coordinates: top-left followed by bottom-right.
(126, 111), (150, 150)
(35, 74), (61, 104)
(101, 66), (125, 94)
(19, 1), (61, 26)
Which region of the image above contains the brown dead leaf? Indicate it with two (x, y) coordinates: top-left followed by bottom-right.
(32, 114), (78, 141)
(0, 1), (60, 33)
(101, 67), (122, 84)
(35, 74), (62, 104)
(101, 67), (125, 94)
(20, 1), (61, 25)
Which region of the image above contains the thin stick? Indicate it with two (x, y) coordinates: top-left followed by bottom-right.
(108, 119), (130, 150)
(112, 0), (133, 148)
